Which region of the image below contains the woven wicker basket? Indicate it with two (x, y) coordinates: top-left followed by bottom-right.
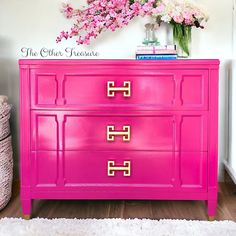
(0, 104), (11, 141)
(0, 103), (11, 119)
(0, 114), (11, 141)
(0, 135), (13, 210)
(0, 101), (12, 211)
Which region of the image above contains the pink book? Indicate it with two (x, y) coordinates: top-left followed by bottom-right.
(137, 45), (176, 50)
(136, 49), (177, 55)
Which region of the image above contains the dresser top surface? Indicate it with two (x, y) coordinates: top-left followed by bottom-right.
(19, 59), (220, 66)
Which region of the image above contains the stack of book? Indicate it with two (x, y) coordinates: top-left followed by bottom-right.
(135, 45), (177, 60)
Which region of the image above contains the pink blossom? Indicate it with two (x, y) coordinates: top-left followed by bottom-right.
(87, 0), (95, 4)
(184, 19), (192, 25)
(61, 4), (74, 18)
(173, 15), (184, 24)
(70, 27), (79, 37)
(183, 11), (193, 21)
(156, 3), (165, 13)
(129, 2), (142, 13)
(142, 3), (152, 13)
(112, 0), (128, 7)
(109, 9), (117, 18)
(110, 23), (119, 31)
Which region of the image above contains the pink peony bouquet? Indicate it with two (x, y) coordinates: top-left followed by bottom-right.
(153, 0), (209, 56)
(154, 0), (208, 27)
(57, 0), (208, 52)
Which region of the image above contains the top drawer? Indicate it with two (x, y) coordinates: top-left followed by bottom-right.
(30, 68), (209, 110)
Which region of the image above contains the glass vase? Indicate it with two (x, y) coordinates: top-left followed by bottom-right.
(172, 23), (191, 58)
(175, 40), (191, 58)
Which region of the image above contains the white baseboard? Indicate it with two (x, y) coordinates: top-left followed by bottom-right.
(224, 160), (236, 184)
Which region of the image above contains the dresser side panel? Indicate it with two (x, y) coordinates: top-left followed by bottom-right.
(208, 67), (219, 198)
(20, 64), (31, 200)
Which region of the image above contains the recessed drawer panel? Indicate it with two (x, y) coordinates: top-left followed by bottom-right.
(180, 152), (207, 190)
(31, 151), (58, 187)
(31, 114), (58, 150)
(63, 151), (175, 187)
(180, 71), (208, 109)
(30, 69), (208, 110)
(180, 115), (208, 151)
(63, 114), (175, 151)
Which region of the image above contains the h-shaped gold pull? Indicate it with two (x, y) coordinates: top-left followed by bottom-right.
(107, 160), (131, 176)
(107, 125), (130, 142)
(107, 81), (131, 97)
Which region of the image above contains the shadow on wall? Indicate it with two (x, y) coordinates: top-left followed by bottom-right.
(226, 59), (236, 182)
(227, 60), (233, 161)
(0, 38), (20, 180)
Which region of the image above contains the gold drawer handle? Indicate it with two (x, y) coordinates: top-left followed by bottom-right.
(107, 125), (130, 142)
(107, 81), (131, 97)
(107, 160), (131, 177)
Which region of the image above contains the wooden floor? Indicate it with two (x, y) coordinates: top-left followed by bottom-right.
(1, 178), (236, 221)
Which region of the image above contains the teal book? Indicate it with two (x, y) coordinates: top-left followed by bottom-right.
(136, 54), (177, 60)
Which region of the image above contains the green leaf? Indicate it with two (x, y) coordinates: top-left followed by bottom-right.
(172, 23), (191, 56)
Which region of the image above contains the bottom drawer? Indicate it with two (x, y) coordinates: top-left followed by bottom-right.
(30, 151), (207, 191)
(64, 151), (174, 187)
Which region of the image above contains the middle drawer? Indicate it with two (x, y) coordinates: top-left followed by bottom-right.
(31, 111), (208, 152)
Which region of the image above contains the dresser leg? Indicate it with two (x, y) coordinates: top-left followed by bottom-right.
(23, 214), (31, 220)
(22, 199), (32, 219)
(207, 199), (217, 221)
(208, 216), (215, 221)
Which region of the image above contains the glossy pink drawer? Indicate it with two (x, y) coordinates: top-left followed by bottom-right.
(30, 151), (207, 191)
(30, 69), (209, 110)
(31, 111), (208, 152)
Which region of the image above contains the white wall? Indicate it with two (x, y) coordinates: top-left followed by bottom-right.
(225, 0), (236, 182)
(0, 0), (233, 180)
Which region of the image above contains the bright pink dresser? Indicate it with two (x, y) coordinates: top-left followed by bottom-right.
(19, 59), (219, 219)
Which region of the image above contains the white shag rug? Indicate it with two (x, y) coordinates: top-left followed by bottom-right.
(0, 218), (236, 236)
